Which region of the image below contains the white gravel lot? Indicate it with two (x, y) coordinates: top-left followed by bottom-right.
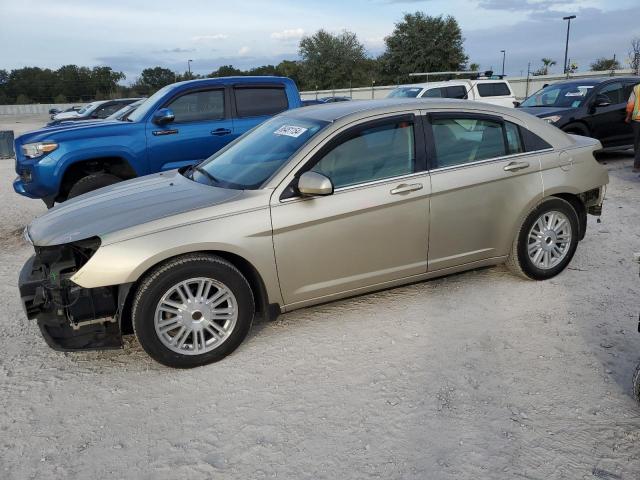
(1, 115), (639, 480)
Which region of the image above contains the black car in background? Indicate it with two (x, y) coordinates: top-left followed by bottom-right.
(518, 76), (640, 149)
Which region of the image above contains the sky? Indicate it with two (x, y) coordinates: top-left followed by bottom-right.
(1, 0), (639, 83)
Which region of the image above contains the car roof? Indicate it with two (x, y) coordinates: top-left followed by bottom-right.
(394, 78), (509, 89)
(284, 98), (515, 123)
(548, 76), (640, 87)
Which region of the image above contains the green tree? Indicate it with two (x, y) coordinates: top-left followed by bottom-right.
(299, 29), (368, 90)
(136, 67), (177, 94)
(208, 65), (244, 77)
(274, 60), (303, 87)
(15, 93), (32, 104)
(469, 63), (480, 71)
(539, 58), (556, 75)
(379, 13), (467, 82)
(590, 57), (621, 71)
(54, 93), (67, 103)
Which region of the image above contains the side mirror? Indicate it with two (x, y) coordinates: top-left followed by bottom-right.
(152, 108), (175, 125)
(298, 171), (333, 196)
(513, 101), (521, 107)
(593, 94), (612, 108)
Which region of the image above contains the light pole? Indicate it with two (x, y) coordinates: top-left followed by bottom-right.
(562, 15), (576, 75)
(500, 50), (506, 77)
(187, 59), (193, 77)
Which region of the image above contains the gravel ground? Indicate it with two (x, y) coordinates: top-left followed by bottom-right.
(1, 116), (639, 479)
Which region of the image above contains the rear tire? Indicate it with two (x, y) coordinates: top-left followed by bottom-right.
(132, 254), (255, 368)
(507, 197), (580, 280)
(67, 173), (121, 199)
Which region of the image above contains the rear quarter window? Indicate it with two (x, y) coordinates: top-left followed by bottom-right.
(234, 87), (289, 117)
(520, 127), (552, 151)
(477, 83), (511, 97)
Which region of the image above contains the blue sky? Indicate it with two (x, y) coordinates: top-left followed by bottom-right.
(1, 0), (639, 82)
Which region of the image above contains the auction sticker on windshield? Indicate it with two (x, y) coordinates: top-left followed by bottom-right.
(274, 125), (308, 138)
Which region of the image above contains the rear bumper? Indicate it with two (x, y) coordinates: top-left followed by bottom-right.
(18, 254), (123, 351)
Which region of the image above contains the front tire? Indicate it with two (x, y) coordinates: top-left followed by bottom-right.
(67, 173), (122, 200)
(132, 254), (255, 368)
(507, 197), (580, 280)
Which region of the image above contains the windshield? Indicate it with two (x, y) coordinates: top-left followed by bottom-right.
(77, 102), (97, 114)
(107, 99), (144, 120)
(192, 116), (329, 189)
(387, 87), (423, 98)
(127, 85), (173, 122)
(520, 83), (595, 108)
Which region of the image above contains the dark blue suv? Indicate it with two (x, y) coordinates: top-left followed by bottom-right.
(14, 76), (302, 207)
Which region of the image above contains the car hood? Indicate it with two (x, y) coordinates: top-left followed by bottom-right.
(18, 120), (129, 142)
(28, 170), (244, 247)
(517, 106), (574, 118)
(53, 111), (81, 120)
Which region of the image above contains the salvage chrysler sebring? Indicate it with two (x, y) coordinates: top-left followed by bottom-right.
(19, 99), (608, 368)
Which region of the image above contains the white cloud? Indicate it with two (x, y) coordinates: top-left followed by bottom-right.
(270, 28), (305, 41)
(192, 34), (228, 41)
(238, 46), (251, 56)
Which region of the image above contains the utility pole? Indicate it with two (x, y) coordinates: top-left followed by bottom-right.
(562, 15), (576, 76)
(187, 59), (193, 77)
(500, 50), (506, 77)
(525, 62), (531, 98)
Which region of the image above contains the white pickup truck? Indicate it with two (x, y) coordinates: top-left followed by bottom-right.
(387, 78), (517, 108)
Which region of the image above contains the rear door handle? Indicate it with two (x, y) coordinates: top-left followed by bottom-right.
(390, 183), (423, 195)
(503, 161), (530, 172)
(212, 128), (232, 136)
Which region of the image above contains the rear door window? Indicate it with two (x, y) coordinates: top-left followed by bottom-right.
(430, 116), (507, 168)
(446, 86), (468, 99)
(477, 82), (511, 97)
(234, 87), (289, 117)
(423, 88), (445, 98)
(505, 122), (524, 154)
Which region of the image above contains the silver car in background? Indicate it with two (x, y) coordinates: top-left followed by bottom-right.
(19, 99), (608, 367)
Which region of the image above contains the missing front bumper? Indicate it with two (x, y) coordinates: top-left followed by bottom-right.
(19, 254), (123, 351)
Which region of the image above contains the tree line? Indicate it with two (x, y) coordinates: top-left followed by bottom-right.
(1, 13), (638, 105)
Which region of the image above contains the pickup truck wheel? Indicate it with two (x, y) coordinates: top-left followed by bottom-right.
(132, 254), (255, 368)
(507, 197), (579, 280)
(67, 173), (122, 199)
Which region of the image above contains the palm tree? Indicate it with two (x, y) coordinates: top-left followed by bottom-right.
(540, 58), (556, 75)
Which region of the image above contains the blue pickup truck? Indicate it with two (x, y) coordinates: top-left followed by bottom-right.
(14, 76), (302, 206)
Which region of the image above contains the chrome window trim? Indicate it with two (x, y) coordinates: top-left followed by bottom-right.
(278, 170), (429, 204)
(428, 148), (554, 175)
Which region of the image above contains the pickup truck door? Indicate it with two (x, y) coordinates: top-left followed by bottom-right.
(230, 85), (291, 141)
(146, 87), (234, 172)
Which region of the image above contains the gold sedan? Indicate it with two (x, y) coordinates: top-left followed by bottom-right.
(20, 99), (608, 367)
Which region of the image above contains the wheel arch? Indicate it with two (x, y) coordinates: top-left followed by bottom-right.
(550, 192), (587, 240)
(119, 250), (275, 335)
(57, 156), (138, 202)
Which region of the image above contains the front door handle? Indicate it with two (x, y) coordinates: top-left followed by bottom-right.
(212, 128), (232, 136)
(152, 129), (178, 136)
(503, 161), (530, 172)
(390, 183), (423, 195)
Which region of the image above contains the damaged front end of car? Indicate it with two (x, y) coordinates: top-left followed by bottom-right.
(19, 234), (125, 351)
